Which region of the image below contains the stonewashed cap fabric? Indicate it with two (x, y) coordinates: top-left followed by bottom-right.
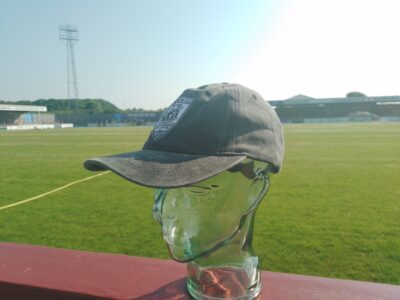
(84, 83), (284, 188)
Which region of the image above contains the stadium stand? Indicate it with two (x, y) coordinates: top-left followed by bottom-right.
(269, 94), (400, 123)
(0, 104), (67, 130)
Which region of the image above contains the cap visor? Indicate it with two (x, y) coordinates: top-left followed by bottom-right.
(84, 149), (246, 188)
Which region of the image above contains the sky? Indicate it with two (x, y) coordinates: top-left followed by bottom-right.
(1, 0), (400, 109)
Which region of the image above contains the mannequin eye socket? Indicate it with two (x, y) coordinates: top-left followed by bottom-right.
(186, 184), (220, 194)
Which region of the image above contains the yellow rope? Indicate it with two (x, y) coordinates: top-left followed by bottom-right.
(0, 171), (110, 211)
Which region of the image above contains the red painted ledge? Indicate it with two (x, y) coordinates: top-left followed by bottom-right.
(0, 242), (399, 299)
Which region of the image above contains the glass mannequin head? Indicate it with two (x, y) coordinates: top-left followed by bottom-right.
(152, 159), (273, 262)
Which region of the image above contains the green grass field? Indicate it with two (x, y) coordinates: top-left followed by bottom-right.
(0, 123), (399, 284)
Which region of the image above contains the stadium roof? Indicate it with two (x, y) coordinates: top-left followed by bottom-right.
(0, 104), (47, 112)
(269, 95), (400, 107)
(287, 94), (315, 100)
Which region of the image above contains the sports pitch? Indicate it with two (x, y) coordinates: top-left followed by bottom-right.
(0, 123), (399, 284)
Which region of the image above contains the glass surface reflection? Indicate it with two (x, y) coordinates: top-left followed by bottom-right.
(153, 160), (272, 299)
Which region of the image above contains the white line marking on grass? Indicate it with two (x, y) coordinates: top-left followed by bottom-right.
(0, 171), (110, 211)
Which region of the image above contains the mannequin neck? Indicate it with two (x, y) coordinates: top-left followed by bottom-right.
(186, 212), (261, 300)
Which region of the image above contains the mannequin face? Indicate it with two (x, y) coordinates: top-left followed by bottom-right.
(152, 160), (270, 262)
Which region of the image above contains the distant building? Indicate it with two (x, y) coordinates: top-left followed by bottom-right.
(0, 104), (71, 130)
(126, 111), (163, 125)
(56, 111), (163, 127)
(269, 94), (400, 123)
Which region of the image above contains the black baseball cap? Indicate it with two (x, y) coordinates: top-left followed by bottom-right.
(84, 83), (284, 188)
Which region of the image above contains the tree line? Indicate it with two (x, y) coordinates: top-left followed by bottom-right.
(0, 99), (162, 114)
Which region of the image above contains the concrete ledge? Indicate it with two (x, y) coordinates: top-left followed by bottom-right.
(0, 242), (399, 299)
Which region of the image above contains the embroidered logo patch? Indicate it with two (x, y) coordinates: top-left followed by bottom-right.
(151, 97), (192, 140)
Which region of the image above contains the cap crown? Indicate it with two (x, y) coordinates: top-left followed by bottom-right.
(144, 83), (284, 172)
